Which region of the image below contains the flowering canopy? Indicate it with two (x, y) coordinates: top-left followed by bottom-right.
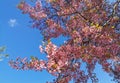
(10, 0), (120, 83)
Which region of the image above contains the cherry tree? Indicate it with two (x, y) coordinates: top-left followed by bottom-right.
(9, 0), (120, 83)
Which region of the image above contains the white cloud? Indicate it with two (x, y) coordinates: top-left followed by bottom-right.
(8, 19), (17, 27)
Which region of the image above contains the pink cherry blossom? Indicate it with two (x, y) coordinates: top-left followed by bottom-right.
(10, 0), (120, 83)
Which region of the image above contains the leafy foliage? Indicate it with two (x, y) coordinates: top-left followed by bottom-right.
(0, 46), (9, 61)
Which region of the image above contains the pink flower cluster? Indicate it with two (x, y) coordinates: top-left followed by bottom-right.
(18, 1), (47, 20)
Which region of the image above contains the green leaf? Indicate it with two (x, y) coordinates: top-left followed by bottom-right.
(30, 56), (38, 60)
(0, 46), (6, 53)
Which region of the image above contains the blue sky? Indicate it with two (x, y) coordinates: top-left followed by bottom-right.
(0, 0), (116, 83)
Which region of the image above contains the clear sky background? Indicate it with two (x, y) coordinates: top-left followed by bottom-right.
(0, 0), (116, 83)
